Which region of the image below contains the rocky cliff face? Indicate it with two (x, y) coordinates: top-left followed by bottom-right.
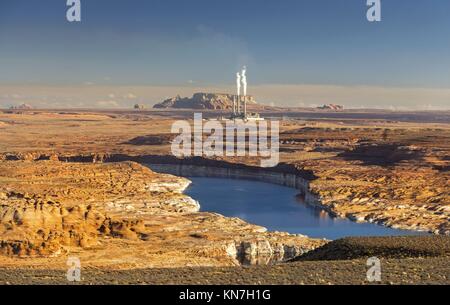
(0, 160), (325, 268)
(0, 202), (147, 256)
(0, 161), (194, 257)
(154, 93), (257, 110)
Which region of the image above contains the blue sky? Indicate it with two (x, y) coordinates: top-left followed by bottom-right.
(0, 0), (449, 109)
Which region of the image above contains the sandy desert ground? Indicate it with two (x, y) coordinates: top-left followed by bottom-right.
(0, 108), (448, 284)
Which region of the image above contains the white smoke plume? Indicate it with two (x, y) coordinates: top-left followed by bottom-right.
(241, 66), (247, 96)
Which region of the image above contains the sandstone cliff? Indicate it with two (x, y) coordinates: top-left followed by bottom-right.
(0, 160), (324, 268)
(153, 93), (257, 110)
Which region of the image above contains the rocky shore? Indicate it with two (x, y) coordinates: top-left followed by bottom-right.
(146, 162), (449, 235)
(0, 160), (325, 269)
(2, 142), (448, 237)
(1, 151), (448, 237)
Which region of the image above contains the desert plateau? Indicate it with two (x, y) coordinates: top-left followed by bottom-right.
(0, 108), (448, 284)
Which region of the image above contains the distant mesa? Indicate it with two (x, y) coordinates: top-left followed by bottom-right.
(153, 93), (257, 110)
(9, 103), (33, 110)
(134, 104), (147, 110)
(317, 104), (344, 111)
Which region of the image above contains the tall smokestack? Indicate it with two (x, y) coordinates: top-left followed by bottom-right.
(236, 72), (241, 97)
(236, 72), (241, 115)
(241, 66), (247, 118)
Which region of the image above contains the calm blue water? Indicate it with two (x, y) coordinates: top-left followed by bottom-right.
(185, 177), (426, 240)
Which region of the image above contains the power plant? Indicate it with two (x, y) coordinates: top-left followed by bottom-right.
(230, 66), (263, 121)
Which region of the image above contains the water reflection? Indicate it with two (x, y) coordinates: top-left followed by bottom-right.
(185, 177), (426, 240)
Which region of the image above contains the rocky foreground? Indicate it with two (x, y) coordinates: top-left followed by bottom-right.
(0, 160), (324, 269)
(0, 237), (448, 285)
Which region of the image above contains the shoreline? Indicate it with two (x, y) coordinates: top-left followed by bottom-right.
(146, 163), (434, 236)
(1, 152), (445, 235)
(0, 160), (326, 267)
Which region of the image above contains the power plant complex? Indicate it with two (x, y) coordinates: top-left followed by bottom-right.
(230, 66), (263, 121)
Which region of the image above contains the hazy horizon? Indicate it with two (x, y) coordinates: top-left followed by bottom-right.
(1, 83), (450, 111)
(1, 0), (449, 110)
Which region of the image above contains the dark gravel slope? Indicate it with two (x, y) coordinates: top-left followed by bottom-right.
(292, 236), (450, 261)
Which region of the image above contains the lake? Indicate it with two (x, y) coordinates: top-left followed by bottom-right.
(184, 177), (426, 240)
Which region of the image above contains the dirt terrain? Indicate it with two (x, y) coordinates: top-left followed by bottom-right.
(294, 236), (450, 261)
(0, 109), (448, 235)
(0, 109), (448, 284)
(0, 236), (448, 285)
(0, 258), (448, 285)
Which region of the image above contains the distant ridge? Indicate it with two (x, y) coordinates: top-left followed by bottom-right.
(9, 103), (33, 110)
(153, 93), (257, 110)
